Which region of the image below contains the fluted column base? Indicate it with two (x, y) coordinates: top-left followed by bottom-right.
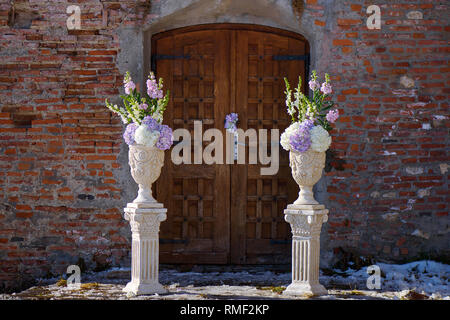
(123, 202), (167, 295)
(283, 204), (328, 297)
(123, 281), (167, 295)
(284, 282), (327, 296)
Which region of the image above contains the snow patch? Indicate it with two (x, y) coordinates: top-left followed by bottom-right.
(12, 260), (450, 300)
(325, 260), (449, 296)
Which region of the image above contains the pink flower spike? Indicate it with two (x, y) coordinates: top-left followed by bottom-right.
(326, 109), (339, 123)
(309, 80), (319, 91)
(124, 80), (136, 95)
(320, 82), (332, 95)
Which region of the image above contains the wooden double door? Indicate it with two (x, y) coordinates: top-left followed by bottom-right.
(152, 25), (308, 264)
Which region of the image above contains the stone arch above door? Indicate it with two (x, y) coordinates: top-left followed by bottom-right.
(141, 0), (318, 86)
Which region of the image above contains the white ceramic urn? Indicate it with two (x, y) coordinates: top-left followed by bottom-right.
(289, 149), (326, 205)
(128, 144), (165, 204)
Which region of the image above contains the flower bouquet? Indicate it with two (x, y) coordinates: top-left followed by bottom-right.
(105, 71), (173, 204)
(280, 70), (339, 205)
(224, 112), (239, 134)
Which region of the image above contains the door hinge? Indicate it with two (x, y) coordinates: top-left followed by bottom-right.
(272, 54), (310, 80)
(272, 54), (309, 61)
(153, 54), (191, 60)
(151, 54), (191, 71)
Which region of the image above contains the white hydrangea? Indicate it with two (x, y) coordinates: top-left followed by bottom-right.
(280, 122), (300, 151)
(310, 125), (331, 152)
(134, 124), (160, 147)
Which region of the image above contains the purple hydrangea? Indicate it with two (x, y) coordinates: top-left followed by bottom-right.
(289, 119), (314, 152)
(302, 118), (315, 130)
(123, 122), (138, 145)
(142, 116), (161, 131)
(290, 131), (311, 152)
(156, 124), (173, 150)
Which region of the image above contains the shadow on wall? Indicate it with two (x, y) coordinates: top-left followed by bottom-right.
(325, 149), (346, 172)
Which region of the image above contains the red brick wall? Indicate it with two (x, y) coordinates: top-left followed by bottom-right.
(0, 0), (155, 292)
(309, 1), (449, 264)
(0, 0), (449, 292)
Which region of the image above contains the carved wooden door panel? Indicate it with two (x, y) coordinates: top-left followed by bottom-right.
(154, 30), (231, 264)
(152, 26), (307, 264)
(231, 30), (305, 264)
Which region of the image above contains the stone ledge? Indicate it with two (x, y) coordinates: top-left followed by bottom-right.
(126, 202), (164, 209)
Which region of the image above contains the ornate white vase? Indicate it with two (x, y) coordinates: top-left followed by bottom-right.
(289, 149), (326, 205)
(129, 144), (165, 204)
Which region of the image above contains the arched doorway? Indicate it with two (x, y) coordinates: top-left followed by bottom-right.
(152, 24), (310, 264)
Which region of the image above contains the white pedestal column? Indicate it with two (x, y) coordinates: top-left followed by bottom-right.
(123, 202), (167, 295)
(283, 204), (328, 296)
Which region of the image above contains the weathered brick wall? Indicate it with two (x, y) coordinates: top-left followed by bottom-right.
(0, 0), (448, 292)
(311, 0), (449, 267)
(0, 0), (156, 292)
